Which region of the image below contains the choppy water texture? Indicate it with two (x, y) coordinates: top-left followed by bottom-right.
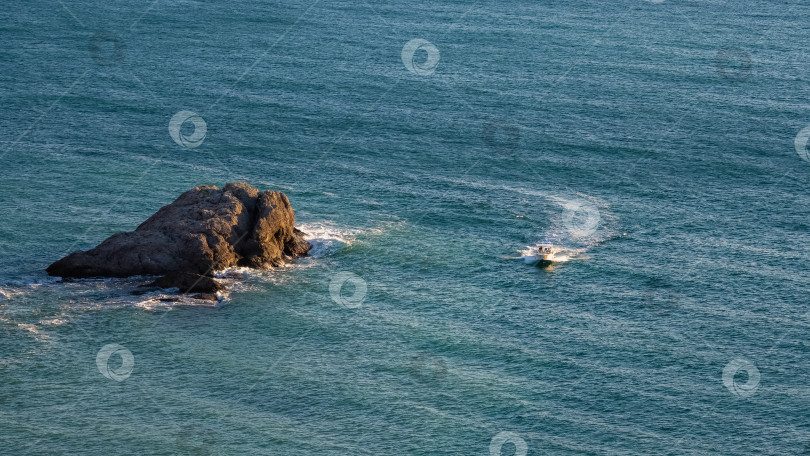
(2, 1), (810, 454)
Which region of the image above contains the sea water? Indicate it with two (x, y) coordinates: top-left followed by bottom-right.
(1, 0), (809, 454)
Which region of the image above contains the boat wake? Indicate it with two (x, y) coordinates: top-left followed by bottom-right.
(406, 174), (618, 263)
(513, 193), (618, 266)
(514, 247), (575, 265)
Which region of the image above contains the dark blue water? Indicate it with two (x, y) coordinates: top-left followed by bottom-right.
(2, 0), (810, 454)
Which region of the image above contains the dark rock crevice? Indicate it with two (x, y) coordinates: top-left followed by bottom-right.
(46, 183), (312, 293)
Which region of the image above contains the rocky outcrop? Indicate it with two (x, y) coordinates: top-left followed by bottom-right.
(46, 183), (311, 290)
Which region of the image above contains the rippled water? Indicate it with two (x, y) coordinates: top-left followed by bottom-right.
(2, 0), (810, 454)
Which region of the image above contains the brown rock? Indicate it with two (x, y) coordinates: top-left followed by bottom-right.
(46, 183), (311, 281)
(191, 293), (220, 302)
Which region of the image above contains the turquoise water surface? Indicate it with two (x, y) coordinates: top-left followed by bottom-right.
(2, 0), (810, 454)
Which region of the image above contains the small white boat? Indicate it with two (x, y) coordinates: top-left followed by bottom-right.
(535, 243), (556, 267)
